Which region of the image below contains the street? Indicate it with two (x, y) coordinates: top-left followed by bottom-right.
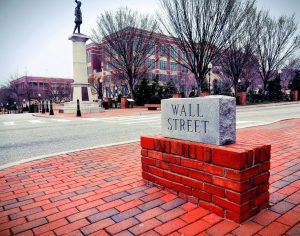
(0, 103), (299, 167)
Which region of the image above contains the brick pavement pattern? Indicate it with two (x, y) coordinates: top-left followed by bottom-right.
(0, 119), (300, 235)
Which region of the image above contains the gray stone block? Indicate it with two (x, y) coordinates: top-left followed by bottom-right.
(161, 95), (236, 145)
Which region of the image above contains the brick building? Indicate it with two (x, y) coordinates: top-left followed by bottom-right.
(10, 76), (74, 102)
(86, 31), (203, 99)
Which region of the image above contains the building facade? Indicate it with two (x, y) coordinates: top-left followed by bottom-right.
(86, 31), (202, 99)
(10, 76), (74, 102)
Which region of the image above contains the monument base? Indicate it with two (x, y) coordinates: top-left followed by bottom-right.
(63, 101), (104, 114)
(141, 136), (271, 224)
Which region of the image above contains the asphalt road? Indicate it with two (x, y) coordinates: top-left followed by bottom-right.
(0, 103), (299, 167)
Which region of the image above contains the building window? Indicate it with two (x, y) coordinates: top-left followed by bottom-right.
(170, 47), (177, 58)
(182, 65), (188, 73)
(160, 74), (167, 81)
(106, 87), (111, 97)
(170, 62), (177, 71)
(148, 43), (155, 55)
(159, 44), (167, 57)
(29, 82), (38, 87)
(148, 59), (156, 69)
(159, 60), (167, 70)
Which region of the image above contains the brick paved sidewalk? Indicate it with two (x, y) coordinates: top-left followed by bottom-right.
(0, 120), (300, 236)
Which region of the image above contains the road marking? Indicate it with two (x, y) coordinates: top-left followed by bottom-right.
(80, 118), (99, 121)
(51, 119), (72, 122)
(3, 122), (14, 126)
(28, 120), (46, 124)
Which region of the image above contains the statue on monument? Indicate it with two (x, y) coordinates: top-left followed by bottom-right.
(73, 0), (82, 34)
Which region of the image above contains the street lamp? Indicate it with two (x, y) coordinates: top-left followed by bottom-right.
(38, 93), (41, 112)
(278, 69), (282, 80)
(208, 63), (213, 95)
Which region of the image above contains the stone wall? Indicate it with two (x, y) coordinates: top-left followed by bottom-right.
(141, 136), (271, 223)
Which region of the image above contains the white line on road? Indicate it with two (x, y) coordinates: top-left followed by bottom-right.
(28, 120), (46, 124)
(51, 119), (72, 122)
(3, 122), (14, 126)
(80, 118), (99, 121)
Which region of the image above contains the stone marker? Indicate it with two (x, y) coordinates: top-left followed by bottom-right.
(161, 95), (236, 145)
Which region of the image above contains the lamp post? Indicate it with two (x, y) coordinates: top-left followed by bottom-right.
(49, 99), (54, 115)
(46, 100), (49, 112)
(38, 93), (41, 112)
(208, 63), (213, 95)
(278, 69), (282, 80)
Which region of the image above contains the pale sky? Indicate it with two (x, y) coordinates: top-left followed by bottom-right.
(0, 0), (299, 85)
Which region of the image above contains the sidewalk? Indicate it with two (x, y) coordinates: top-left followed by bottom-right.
(0, 119), (299, 235)
(33, 101), (300, 119)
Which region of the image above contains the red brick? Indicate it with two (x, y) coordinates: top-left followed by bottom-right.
(226, 207), (259, 224)
(156, 177), (172, 189)
(181, 176), (203, 190)
(212, 149), (246, 170)
(178, 219), (211, 235)
(42, 199), (71, 210)
(180, 207), (210, 223)
(27, 207), (59, 221)
(192, 189), (212, 201)
(262, 161), (271, 171)
(116, 199), (143, 212)
(189, 144), (196, 158)
(154, 218), (187, 235)
(199, 201), (224, 217)
(81, 218), (115, 235)
(135, 207), (165, 222)
(203, 164), (224, 176)
(0, 217), (27, 231)
(226, 166), (261, 181)
(169, 164), (189, 175)
(225, 188), (258, 204)
(204, 183), (225, 197)
(141, 156), (155, 165)
(97, 199), (125, 211)
(276, 210), (300, 226)
(141, 148), (148, 157)
(253, 172), (270, 186)
(106, 217), (139, 235)
(141, 136), (155, 150)
(58, 199), (86, 211)
(181, 158), (203, 170)
(202, 213), (223, 225)
(32, 218), (68, 235)
(253, 191), (269, 207)
(47, 208), (79, 222)
(213, 196), (250, 214)
(155, 160), (169, 170)
(232, 221), (263, 236)
(142, 171), (155, 182)
(129, 218), (162, 235)
(148, 150), (163, 160)
(171, 182), (191, 195)
(11, 218), (48, 235)
(154, 139), (165, 152)
(164, 171), (181, 183)
(206, 220), (239, 236)
(171, 141), (183, 156)
(258, 221), (290, 236)
(77, 199), (105, 211)
(162, 154), (181, 164)
(253, 210), (280, 226)
(67, 208), (98, 222)
(54, 219), (89, 235)
(189, 170), (212, 183)
(148, 166), (164, 177)
(213, 177), (251, 192)
(156, 208), (186, 222)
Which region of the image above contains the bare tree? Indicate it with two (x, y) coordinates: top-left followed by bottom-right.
(219, 6), (257, 96)
(92, 7), (159, 99)
(159, 0), (255, 95)
(255, 12), (300, 93)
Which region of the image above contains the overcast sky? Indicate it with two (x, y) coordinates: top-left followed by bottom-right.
(0, 0), (299, 85)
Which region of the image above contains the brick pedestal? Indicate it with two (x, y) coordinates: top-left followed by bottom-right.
(141, 136), (271, 223)
(237, 92), (247, 105)
(121, 97), (129, 109)
(291, 90), (299, 101)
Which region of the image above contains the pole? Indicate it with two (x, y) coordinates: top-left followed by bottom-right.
(42, 100), (45, 113)
(77, 99), (81, 117)
(49, 100), (54, 115)
(46, 100), (49, 112)
(208, 71), (211, 95)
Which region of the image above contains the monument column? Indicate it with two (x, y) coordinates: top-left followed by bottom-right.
(63, 34), (104, 113)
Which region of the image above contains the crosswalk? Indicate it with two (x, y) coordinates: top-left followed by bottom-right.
(0, 114), (268, 129)
(0, 115), (162, 127)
